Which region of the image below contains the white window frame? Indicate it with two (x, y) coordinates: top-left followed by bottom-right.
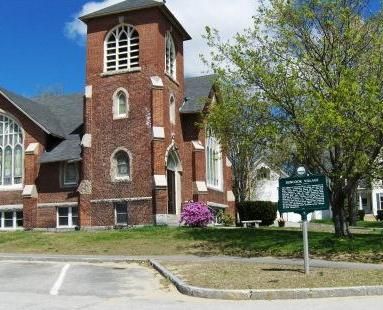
(112, 88), (129, 119)
(0, 210), (23, 230)
(62, 162), (79, 187)
(56, 206), (78, 228)
(165, 31), (176, 79)
(114, 202), (128, 226)
(206, 129), (223, 191)
(169, 94), (176, 125)
(0, 114), (24, 190)
(104, 24), (140, 73)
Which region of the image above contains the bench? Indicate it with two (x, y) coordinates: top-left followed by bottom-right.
(241, 220), (262, 228)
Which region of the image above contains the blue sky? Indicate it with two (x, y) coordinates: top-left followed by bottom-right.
(0, 0), (381, 97)
(0, 0), (86, 97)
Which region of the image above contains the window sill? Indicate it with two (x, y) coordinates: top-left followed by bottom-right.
(112, 177), (131, 183)
(207, 185), (224, 193)
(101, 67), (141, 77)
(0, 227), (23, 231)
(0, 185), (23, 192)
(164, 72), (180, 86)
(113, 115), (128, 120)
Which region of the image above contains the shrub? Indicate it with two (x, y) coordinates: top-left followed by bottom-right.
(357, 210), (365, 221)
(180, 201), (214, 227)
(220, 213), (235, 226)
(237, 201), (277, 226)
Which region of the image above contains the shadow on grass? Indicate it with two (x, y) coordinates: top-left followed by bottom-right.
(173, 227), (383, 262)
(262, 268), (305, 274)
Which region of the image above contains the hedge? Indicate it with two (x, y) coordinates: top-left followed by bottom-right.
(237, 201), (277, 226)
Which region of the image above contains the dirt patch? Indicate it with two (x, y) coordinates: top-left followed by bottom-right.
(162, 261), (383, 290)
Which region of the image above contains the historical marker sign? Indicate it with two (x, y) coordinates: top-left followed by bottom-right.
(278, 175), (329, 214)
(278, 170), (330, 275)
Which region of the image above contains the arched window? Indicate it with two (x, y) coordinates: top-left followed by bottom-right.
(0, 114), (23, 186)
(206, 129), (222, 190)
(105, 24), (139, 72)
(169, 95), (176, 125)
(113, 88), (129, 119)
(165, 32), (176, 79)
(111, 149), (131, 181)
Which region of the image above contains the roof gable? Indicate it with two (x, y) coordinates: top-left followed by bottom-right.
(0, 87), (65, 138)
(79, 0), (191, 41)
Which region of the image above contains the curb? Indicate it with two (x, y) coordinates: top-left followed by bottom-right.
(150, 259), (383, 300)
(0, 254), (146, 264)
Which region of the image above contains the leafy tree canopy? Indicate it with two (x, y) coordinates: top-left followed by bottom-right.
(204, 0), (383, 236)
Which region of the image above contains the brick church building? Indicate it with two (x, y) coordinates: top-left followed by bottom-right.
(0, 0), (235, 230)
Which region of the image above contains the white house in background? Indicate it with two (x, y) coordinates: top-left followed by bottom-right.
(357, 180), (383, 216)
(250, 158), (331, 223)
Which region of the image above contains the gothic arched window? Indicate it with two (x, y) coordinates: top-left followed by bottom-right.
(111, 149), (131, 182)
(113, 88), (129, 119)
(105, 24), (140, 72)
(206, 129), (222, 190)
(0, 115), (23, 186)
(165, 32), (176, 79)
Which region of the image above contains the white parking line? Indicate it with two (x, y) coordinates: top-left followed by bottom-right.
(50, 264), (70, 296)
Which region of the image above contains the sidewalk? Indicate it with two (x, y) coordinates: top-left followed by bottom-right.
(0, 252), (382, 270)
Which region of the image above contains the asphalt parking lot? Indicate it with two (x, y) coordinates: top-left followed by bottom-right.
(0, 260), (382, 310)
(0, 260), (167, 298)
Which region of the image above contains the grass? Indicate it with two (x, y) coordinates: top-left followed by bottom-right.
(0, 226), (382, 263)
(355, 221), (383, 229)
(312, 219), (383, 229)
(162, 261), (383, 289)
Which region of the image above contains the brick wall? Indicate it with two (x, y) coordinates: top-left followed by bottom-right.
(83, 7), (188, 221)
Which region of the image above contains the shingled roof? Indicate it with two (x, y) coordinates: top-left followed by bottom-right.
(35, 94), (83, 136)
(39, 135), (82, 164)
(79, 0), (191, 41)
(36, 94), (84, 164)
(0, 87), (66, 138)
(180, 75), (216, 114)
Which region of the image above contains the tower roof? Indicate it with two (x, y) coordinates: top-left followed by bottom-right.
(79, 0), (191, 41)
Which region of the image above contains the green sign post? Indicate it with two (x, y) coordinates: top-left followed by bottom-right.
(278, 168), (330, 274)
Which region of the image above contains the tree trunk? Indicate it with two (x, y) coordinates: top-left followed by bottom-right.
(331, 186), (351, 237)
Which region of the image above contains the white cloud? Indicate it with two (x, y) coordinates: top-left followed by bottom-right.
(65, 0), (259, 76)
(65, 0), (125, 40)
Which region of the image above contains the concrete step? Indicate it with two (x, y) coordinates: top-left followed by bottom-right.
(365, 214), (377, 222)
(166, 215), (180, 226)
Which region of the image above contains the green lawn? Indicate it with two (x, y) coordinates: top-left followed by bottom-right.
(312, 219), (383, 229)
(0, 226), (382, 263)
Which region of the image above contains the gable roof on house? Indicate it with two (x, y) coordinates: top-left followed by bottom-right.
(255, 157), (289, 178)
(0, 87), (66, 138)
(79, 0), (191, 41)
(180, 75), (215, 114)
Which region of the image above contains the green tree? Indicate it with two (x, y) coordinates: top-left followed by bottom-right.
(204, 77), (274, 203)
(204, 0), (383, 236)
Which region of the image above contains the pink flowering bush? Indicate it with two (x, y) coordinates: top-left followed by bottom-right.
(180, 201), (214, 227)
